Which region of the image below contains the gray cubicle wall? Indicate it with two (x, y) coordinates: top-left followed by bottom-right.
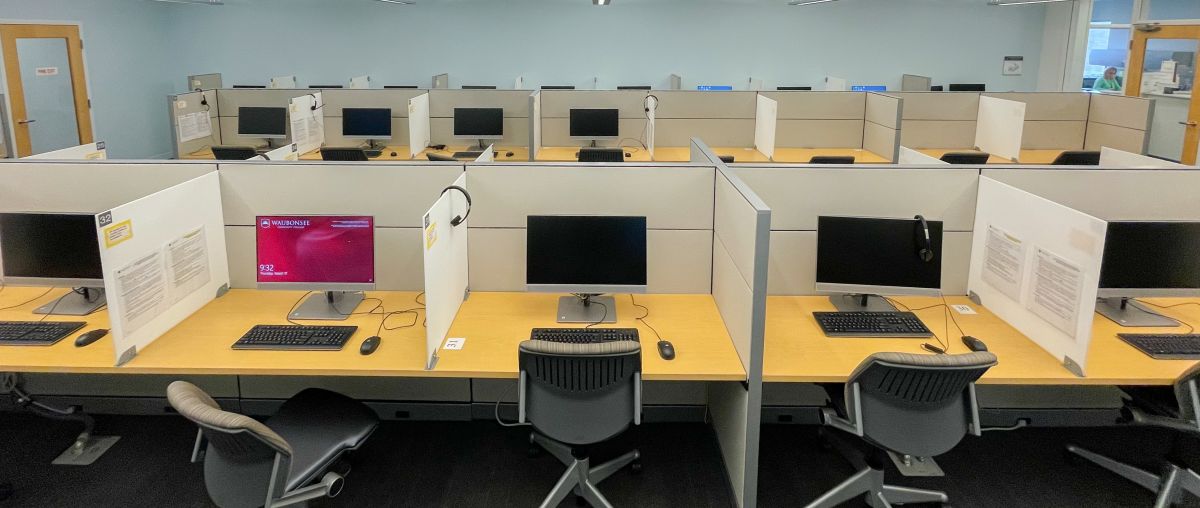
(759, 91), (866, 149)
(892, 92), (980, 148)
(428, 89), (533, 148)
(653, 91), (758, 147)
(986, 92), (1089, 150)
(539, 89), (648, 148)
(734, 166), (980, 296)
(168, 89), (221, 159)
(1084, 94), (1154, 154)
(983, 168), (1200, 220)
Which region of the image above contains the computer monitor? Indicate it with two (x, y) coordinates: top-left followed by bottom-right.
(697, 85), (734, 91)
(541, 85), (575, 90)
(462, 85), (497, 89)
(948, 83), (986, 92)
(569, 108), (619, 142)
(850, 85), (887, 92)
(237, 107), (287, 139)
(777, 86), (813, 91)
(1096, 221), (1200, 326)
(342, 108), (392, 147)
(526, 215), (647, 323)
(0, 212), (107, 315)
(453, 108), (504, 149)
(256, 215), (375, 320)
(816, 215), (943, 312)
(617, 85), (651, 90)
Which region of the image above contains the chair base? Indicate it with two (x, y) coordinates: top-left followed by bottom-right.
(531, 433), (639, 508)
(1067, 444), (1200, 507)
(807, 430), (948, 508)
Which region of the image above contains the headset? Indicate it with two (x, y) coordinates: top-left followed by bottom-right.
(914, 214), (934, 263)
(441, 185), (473, 227)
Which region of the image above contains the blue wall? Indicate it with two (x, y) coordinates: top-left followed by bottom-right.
(165, 0), (1047, 92)
(0, 0), (175, 159)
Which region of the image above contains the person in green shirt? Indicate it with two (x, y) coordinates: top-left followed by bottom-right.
(1093, 67), (1123, 91)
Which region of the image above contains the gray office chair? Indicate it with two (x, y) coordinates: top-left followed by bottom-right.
(808, 351), (998, 508)
(1066, 363), (1200, 507)
(518, 339), (642, 508)
(167, 381), (379, 508)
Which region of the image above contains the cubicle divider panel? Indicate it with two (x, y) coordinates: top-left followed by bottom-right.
(652, 91), (758, 119)
(735, 166), (979, 295)
(24, 142), (107, 160)
(1099, 147), (1191, 168)
(529, 91), (541, 160)
(169, 90), (219, 159)
(987, 93), (1089, 150)
(423, 173), (469, 370)
(320, 88), (425, 116)
(217, 162), (464, 290)
(976, 96), (1026, 161)
(464, 164), (715, 293)
(863, 92), (903, 161)
(539, 89), (647, 119)
(983, 168), (1200, 221)
(0, 161), (216, 213)
(1085, 94), (1154, 154)
(654, 119), (757, 148)
(761, 91), (865, 120)
(428, 89), (533, 148)
(893, 92), (980, 149)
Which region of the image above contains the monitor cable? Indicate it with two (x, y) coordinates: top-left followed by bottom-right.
(495, 381), (531, 428)
(883, 296), (959, 354)
(583, 296), (609, 328)
(1133, 300), (1197, 334)
(0, 287), (54, 312)
(631, 294), (662, 342)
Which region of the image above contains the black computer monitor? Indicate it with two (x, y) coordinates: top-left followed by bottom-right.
(309, 85), (343, 89)
(526, 215), (647, 323)
(1096, 221), (1200, 326)
(569, 109), (619, 140)
(384, 85), (419, 89)
(542, 85), (576, 90)
(453, 108), (504, 146)
(0, 212), (107, 315)
(816, 215), (943, 312)
(237, 107), (287, 139)
(232, 85), (266, 89)
(948, 83), (986, 92)
(462, 85), (497, 89)
(342, 108), (392, 140)
(777, 86), (813, 91)
(617, 86), (652, 90)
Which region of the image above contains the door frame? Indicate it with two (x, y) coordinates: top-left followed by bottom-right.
(1126, 24), (1200, 165)
(0, 20), (95, 157)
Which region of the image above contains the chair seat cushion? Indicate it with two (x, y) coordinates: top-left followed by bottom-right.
(266, 388), (379, 491)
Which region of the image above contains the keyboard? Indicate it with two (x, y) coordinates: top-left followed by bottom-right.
(1118, 334), (1200, 360)
(0, 321), (87, 346)
(530, 328), (640, 344)
(577, 148), (625, 163)
(452, 151), (484, 159)
(813, 312), (932, 338)
(232, 325), (358, 351)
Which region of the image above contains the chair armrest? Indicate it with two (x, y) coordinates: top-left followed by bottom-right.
(821, 383), (864, 437)
(966, 384), (983, 437)
(190, 429), (207, 463)
(634, 372), (642, 426)
(1128, 406), (1200, 434)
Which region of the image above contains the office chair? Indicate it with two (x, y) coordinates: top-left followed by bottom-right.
(719, 155), (736, 163)
(167, 381), (378, 508)
(807, 352), (998, 508)
(940, 152), (992, 165)
(1066, 363), (1200, 507)
(519, 339), (642, 508)
(809, 156), (856, 164)
(320, 147), (370, 161)
(1051, 150), (1101, 166)
(427, 153), (457, 162)
(211, 146), (258, 161)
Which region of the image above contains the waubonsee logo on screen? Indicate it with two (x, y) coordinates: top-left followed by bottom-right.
(260, 219), (271, 228)
(264, 219), (311, 228)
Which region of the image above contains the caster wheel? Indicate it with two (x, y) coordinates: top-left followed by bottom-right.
(631, 460), (643, 474)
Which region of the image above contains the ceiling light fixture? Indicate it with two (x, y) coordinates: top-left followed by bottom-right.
(988, 0), (1073, 5)
(147, 0), (223, 4)
(788, 0), (837, 5)
(376, 0), (416, 4)
(594, 0), (611, 5)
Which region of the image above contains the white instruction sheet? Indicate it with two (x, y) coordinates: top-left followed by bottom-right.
(176, 112), (212, 143)
(166, 227), (211, 304)
(982, 225), (1026, 301)
(115, 250), (168, 335)
(1027, 247), (1084, 338)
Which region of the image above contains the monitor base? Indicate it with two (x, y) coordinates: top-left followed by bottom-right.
(557, 295), (617, 324)
(34, 289), (107, 316)
(829, 294), (897, 313)
(1096, 297), (1178, 327)
(289, 291), (365, 321)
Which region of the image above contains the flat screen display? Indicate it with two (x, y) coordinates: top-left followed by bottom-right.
(256, 215), (374, 285)
(526, 215), (647, 288)
(453, 108), (504, 138)
(816, 216), (942, 291)
(568, 109), (619, 138)
(1100, 221), (1200, 291)
(0, 213), (102, 281)
(238, 107), (288, 137)
(342, 108), (392, 138)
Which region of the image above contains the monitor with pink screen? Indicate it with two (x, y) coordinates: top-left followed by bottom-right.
(255, 215), (375, 320)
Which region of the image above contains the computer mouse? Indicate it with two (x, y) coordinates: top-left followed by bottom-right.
(390, 151), (398, 157)
(625, 152), (632, 157)
(962, 335), (988, 352)
(657, 340), (675, 360)
(360, 336), (381, 355)
(506, 151), (514, 157)
(75, 329), (108, 348)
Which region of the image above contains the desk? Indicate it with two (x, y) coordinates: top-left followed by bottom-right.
(763, 296), (1199, 386)
(916, 148), (1066, 165)
(1, 289), (745, 382)
(535, 146), (654, 163)
(651, 147), (772, 163)
(183, 147), (215, 160)
(771, 148), (890, 164)
(423, 145), (530, 162)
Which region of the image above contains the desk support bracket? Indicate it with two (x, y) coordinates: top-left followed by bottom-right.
(215, 283), (230, 298)
(968, 291), (983, 306)
(6, 374), (120, 465)
(117, 346), (137, 367)
(1063, 356), (1084, 378)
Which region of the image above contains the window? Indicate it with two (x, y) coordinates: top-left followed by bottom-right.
(1145, 0), (1200, 22)
(1082, 0), (1135, 90)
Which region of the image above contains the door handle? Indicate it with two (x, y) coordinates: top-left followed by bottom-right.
(16, 119), (35, 125)
(1180, 121), (1199, 127)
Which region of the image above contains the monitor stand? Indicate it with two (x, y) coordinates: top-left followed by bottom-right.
(557, 294), (617, 324)
(830, 294), (897, 313)
(34, 288), (107, 316)
(289, 291), (366, 321)
(1095, 297), (1178, 327)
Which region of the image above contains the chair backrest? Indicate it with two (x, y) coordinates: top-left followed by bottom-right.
(168, 381), (291, 508)
(1051, 150), (1101, 166)
(212, 146), (258, 161)
(320, 147), (369, 161)
(846, 352), (997, 457)
(427, 153), (457, 162)
(519, 340), (641, 446)
(1175, 362), (1200, 424)
(940, 152), (991, 165)
(809, 156), (856, 164)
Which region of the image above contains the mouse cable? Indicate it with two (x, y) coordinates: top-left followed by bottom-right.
(883, 296), (949, 353)
(584, 298), (609, 328)
(630, 294), (662, 342)
(1132, 300), (1196, 334)
(37, 289), (70, 323)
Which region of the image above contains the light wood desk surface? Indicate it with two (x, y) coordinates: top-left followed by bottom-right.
(771, 148), (890, 164)
(764, 296), (1200, 386)
(183, 147), (216, 160)
(916, 148), (1066, 165)
(438, 292), (746, 381)
(535, 146), (654, 163)
(2, 289), (745, 382)
(651, 146), (772, 163)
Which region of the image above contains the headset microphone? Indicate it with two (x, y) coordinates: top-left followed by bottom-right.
(441, 186), (473, 227)
(915, 215), (934, 263)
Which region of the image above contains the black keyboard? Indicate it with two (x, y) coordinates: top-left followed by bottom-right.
(530, 328), (639, 343)
(452, 151), (484, 159)
(232, 325), (358, 351)
(0, 321), (87, 346)
(577, 148), (625, 163)
(1118, 334), (1200, 360)
(813, 312), (932, 338)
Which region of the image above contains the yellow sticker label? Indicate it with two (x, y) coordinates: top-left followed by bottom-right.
(425, 221), (438, 250)
(103, 219), (133, 248)
(84, 151), (103, 160)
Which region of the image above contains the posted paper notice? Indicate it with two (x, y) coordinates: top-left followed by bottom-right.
(115, 251), (168, 335)
(166, 227), (211, 303)
(1027, 247), (1084, 338)
(982, 225), (1026, 301)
